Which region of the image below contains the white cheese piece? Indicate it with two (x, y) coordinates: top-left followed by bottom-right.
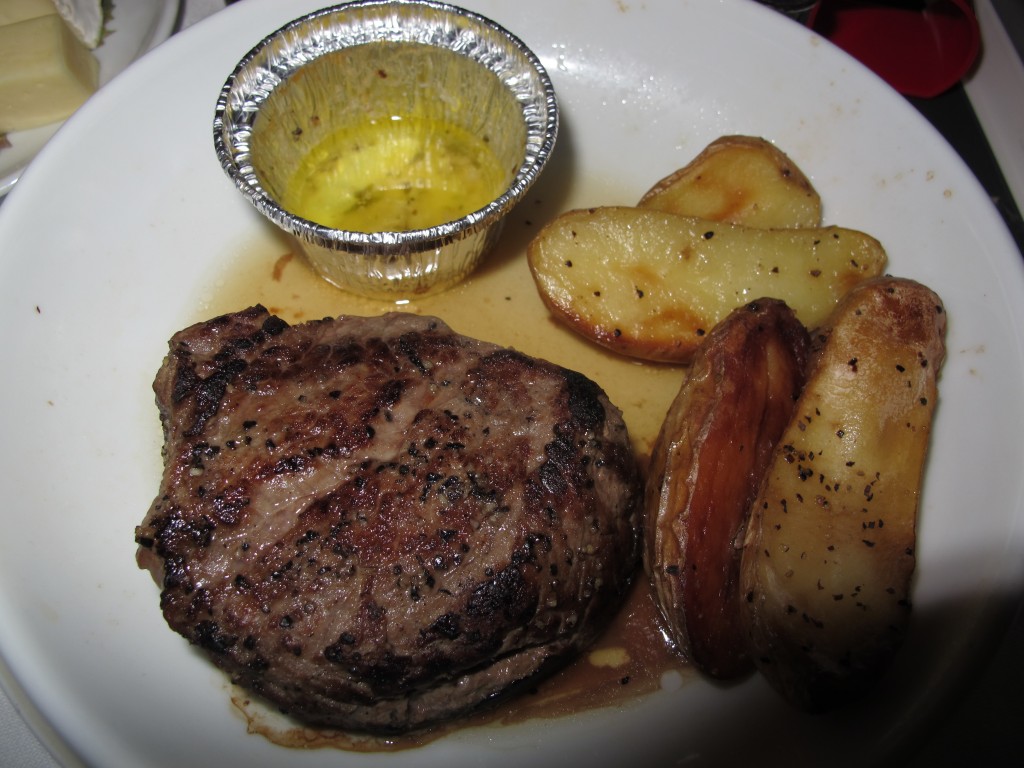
(0, 14), (99, 132)
(0, 0), (57, 26)
(52, 0), (104, 49)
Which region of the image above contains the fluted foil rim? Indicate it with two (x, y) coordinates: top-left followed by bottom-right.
(213, 0), (558, 253)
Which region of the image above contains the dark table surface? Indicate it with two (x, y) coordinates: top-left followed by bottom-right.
(900, 1), (1023, 764)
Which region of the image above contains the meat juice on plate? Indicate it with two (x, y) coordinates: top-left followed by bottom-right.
(192, 211), (691, 749)
(197, 220), (687, 462)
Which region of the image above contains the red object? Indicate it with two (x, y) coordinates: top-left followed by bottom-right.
(808, 0), (981, 98)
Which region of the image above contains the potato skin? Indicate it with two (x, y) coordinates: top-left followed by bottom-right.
(645, 299), (810, 679)
(739, 277), (947, 711)
(526, 206), (887, 364)
(639, 135), (822, 229)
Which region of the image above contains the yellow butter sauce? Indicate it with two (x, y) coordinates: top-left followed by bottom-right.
(281, 116), (510, 232)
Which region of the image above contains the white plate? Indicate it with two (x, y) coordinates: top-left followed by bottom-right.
(1, 0), (1023, 766)
(0, 0), (180, 197)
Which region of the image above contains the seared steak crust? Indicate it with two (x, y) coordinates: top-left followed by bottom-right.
(135, 307), (641, 733)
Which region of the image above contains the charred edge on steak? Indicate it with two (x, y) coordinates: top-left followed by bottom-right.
(136, 308), (641, 732)
(170, 311), (289, 437)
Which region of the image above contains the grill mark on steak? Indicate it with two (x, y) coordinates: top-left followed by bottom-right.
(136, 307), (641, 733)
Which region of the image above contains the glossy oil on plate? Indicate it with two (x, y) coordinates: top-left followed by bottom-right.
(1, 1), (1023, 766)
(0, 0), (181, 196)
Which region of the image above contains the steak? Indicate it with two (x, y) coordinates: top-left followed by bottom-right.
(135, 307), (641, 733)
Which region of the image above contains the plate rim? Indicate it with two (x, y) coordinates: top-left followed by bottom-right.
(1, 1), (1023, 766)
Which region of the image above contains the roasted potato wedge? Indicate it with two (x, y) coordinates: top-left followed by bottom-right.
(526, 206), (887, 363)
(739, 277), (947, 711)
(639, 135), (822, 229)
(645, 299), (810, 679)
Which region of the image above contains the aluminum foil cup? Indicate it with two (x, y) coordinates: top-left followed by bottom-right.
(213, 0), (558, 300)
